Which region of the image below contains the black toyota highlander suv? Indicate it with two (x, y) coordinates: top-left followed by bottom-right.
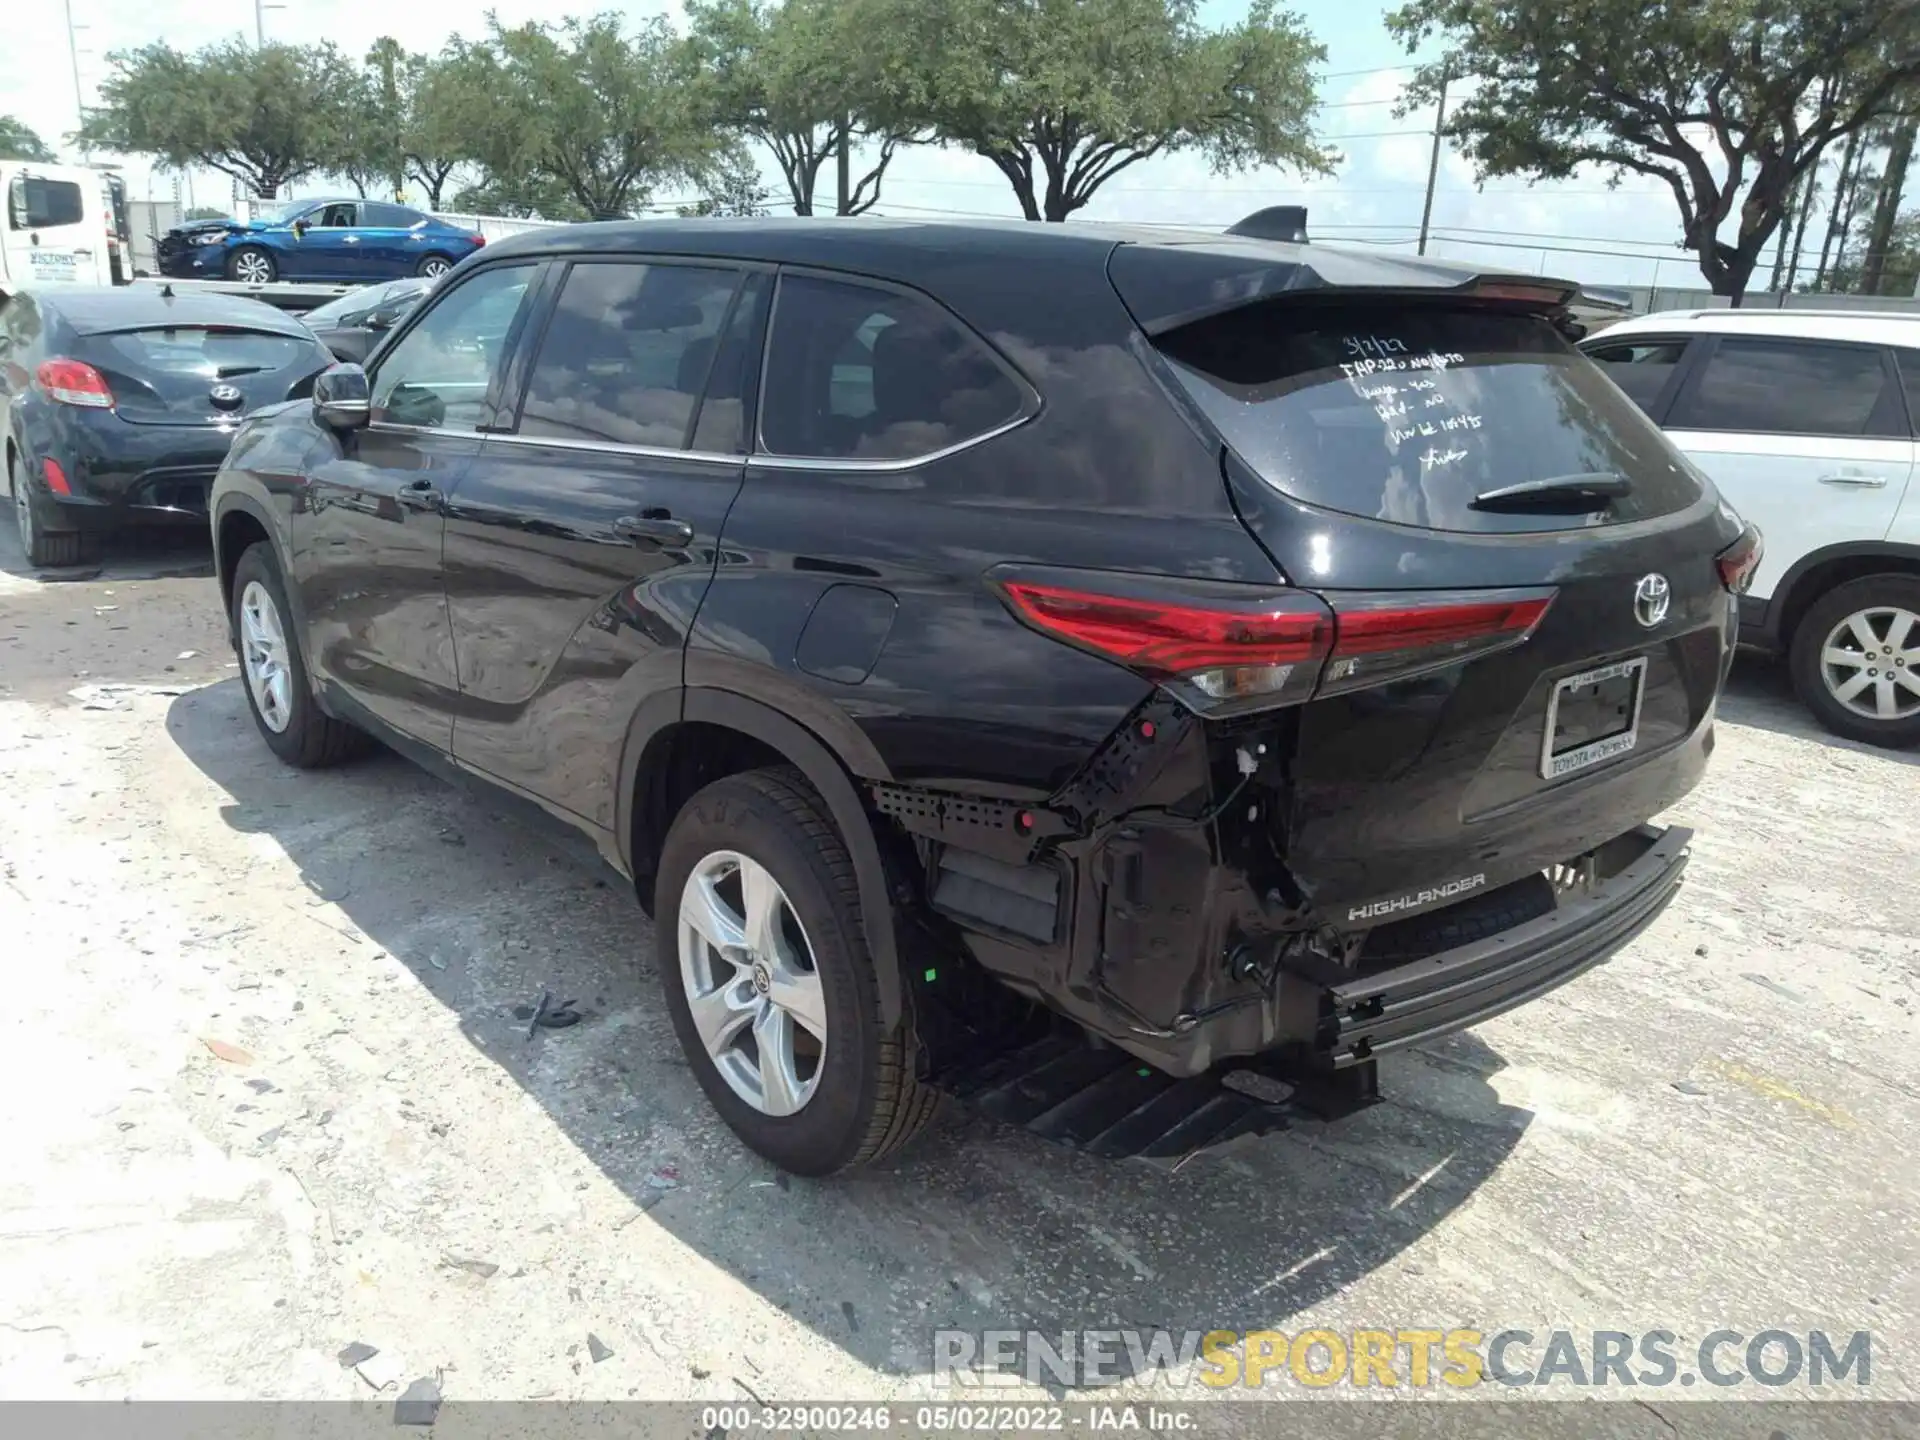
(207, 212), (1759, 1175)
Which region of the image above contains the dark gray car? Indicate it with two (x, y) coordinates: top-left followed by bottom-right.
(301, 277), (436, 364)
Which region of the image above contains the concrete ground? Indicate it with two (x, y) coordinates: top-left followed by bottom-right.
(0, 524), (1915, 1409)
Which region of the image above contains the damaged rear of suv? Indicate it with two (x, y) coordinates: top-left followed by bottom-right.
(792, 219), (1753, 1166)
(214, 212), (1753, 1176)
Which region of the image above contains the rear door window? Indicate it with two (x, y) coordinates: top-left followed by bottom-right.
(1157, 302), (1704, 532)
(1669, 337), (1896, 437)
(759, 275), (1029, 462)
(7, 176), (85, 230)
(1585, 337), (1689, 413)
(516, 260), (742, 449)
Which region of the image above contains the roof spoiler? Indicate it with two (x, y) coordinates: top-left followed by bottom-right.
(1226, 206), (1309, 244)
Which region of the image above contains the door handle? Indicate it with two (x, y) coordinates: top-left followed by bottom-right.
(613, 513), (694, 546)
(1818, 472), (1889, 488)
(397, 478), (441, 511)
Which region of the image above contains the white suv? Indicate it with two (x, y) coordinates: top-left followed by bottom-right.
(1583, 309), (1920, 748)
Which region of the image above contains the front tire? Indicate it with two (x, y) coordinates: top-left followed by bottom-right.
(226, 245), (277, 284)
(229, 542), (369, 767)
(655, 767), (936, 1175)
(1789, 573), (1920, 749)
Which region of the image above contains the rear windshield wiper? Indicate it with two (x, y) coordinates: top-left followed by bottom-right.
(1470, 472), (1632, 513)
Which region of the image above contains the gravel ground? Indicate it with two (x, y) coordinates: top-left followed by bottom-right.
(0, 527), (1915, 1411)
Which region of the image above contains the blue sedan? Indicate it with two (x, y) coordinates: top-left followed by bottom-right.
(155, 198), (486, 284)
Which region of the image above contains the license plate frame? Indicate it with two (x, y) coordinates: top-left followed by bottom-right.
(1540, 656), (1648, 780)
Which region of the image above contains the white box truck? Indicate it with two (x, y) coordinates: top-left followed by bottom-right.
(0, 161), (114, 290)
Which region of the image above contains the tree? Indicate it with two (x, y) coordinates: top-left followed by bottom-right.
(328, 43), (408, 199)
(678, 146), (778, 215)
(1862, 111), (1918, 293)
(1822, 208), (1920, 293)
(407, 41), (497, 210)
(0, 115), (57, 162)
(867, 0), (1327, 222)
(451, 173), (589, 221)
(463, 13), (722, 221)
(185, 206), (227, 221)
(687, 0), (911, 215)
(77, 39), (359, 199)
(1386, 0), (1920, 302)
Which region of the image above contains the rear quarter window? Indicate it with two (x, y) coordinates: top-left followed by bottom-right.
(8, 176), (85, 230)
(1156, 303), (1705, 533)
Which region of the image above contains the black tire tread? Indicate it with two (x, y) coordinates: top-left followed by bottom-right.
(732, 766), (936, 1168)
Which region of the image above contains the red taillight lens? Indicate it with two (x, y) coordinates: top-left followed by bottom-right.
(471, 234), (486, 248)
(996, 574), (1333, 714)
(1318, 589), (1555, 696)
(35, 359), (114, 409)
(42, 458), (72, 494)
(1716, 524), (1763, 595)
(994, 568), (1557, 715)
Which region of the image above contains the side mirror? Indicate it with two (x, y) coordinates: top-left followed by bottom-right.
(313, 363), (370, 430)
(292, 219), (308, 237)
(365, 308), (400, 333)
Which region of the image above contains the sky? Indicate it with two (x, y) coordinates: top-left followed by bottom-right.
(1, 0), (1741, 291)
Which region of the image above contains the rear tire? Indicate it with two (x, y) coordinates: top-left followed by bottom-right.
(655, 766), (936, 1175)
(229, 542), (370, 767)
(226, 245), (277, 284)
(9, 452), (95, 568)
(416, 254), (453, 278)
(1789, 573), (1920, 749)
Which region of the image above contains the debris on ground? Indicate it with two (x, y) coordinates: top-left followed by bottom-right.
(337, 1341), (378, 1368)
(1672, 1080), (1709, 1096)
(201, 1038), (254, 1066)
(523, 991), (584, 1037)
(355, 1349), (406, 1391)
(647, 1165), (680, 1191)
(441, 1254), (500, 1280)
(393, 1376), (442, 1426)
(586, 1333), (613, 1364)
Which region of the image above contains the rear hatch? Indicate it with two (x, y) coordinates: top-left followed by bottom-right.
(76, 325), (331, 426)
(1110, 246), (1746, 922)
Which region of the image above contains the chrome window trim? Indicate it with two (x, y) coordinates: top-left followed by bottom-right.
(466, 427), (746, 466)
(749, 412), (1036, 472)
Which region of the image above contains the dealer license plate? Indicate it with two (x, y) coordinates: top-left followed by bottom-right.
(1541, 657), (1647, 780)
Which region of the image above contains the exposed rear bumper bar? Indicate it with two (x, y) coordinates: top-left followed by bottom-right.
(1320, 823), (1690, 1066)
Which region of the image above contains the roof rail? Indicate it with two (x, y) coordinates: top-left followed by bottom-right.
(1226, 206), (1309, 244)
(1686, 307), (1920, 321)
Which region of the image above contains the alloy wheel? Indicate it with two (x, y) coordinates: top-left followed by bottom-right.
(1819, 605), (1920, 722)
(239, 579), (294, 733)
(422, 257), (451, 277)
(677, 849), (827, 1117)
(234, 250), (273, 284)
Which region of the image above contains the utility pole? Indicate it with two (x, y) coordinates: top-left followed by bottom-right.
(1417, 66), (1450, 256)
(836, 113), (851, 216)
(63, 0), (87, 130)
(255, 0), (286, 46)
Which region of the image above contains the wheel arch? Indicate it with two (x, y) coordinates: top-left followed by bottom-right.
(1768, 542), (1920, 650)
(617, 687), (907, 1028)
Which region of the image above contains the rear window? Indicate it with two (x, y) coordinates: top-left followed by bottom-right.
(98, 328), (314, 375)
(8, 176), (85, 230)
(1157, 304), (1704, 533)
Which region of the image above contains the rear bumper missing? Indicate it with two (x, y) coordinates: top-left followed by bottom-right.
(1320, 823), (1690, 1066)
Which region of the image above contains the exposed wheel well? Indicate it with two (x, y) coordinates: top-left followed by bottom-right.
(629, 721), (788, 916)
(1777, 551), (1920, 649)
(216, 510), (271, 609)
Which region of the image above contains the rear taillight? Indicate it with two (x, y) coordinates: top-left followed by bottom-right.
(35, 359), (114, 409)
(471, 234), (486, 248)
(1716, 524), (1763, 595)
(997, 574), (1332, 714)
(1317, 589), (1554, 696)
(42, 458), (72, 494)
(993, 568), (1555, 715)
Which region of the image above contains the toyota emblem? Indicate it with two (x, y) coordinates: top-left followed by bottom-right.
(1633, 573), (1671, 629)
(209, 383), (244, 410)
